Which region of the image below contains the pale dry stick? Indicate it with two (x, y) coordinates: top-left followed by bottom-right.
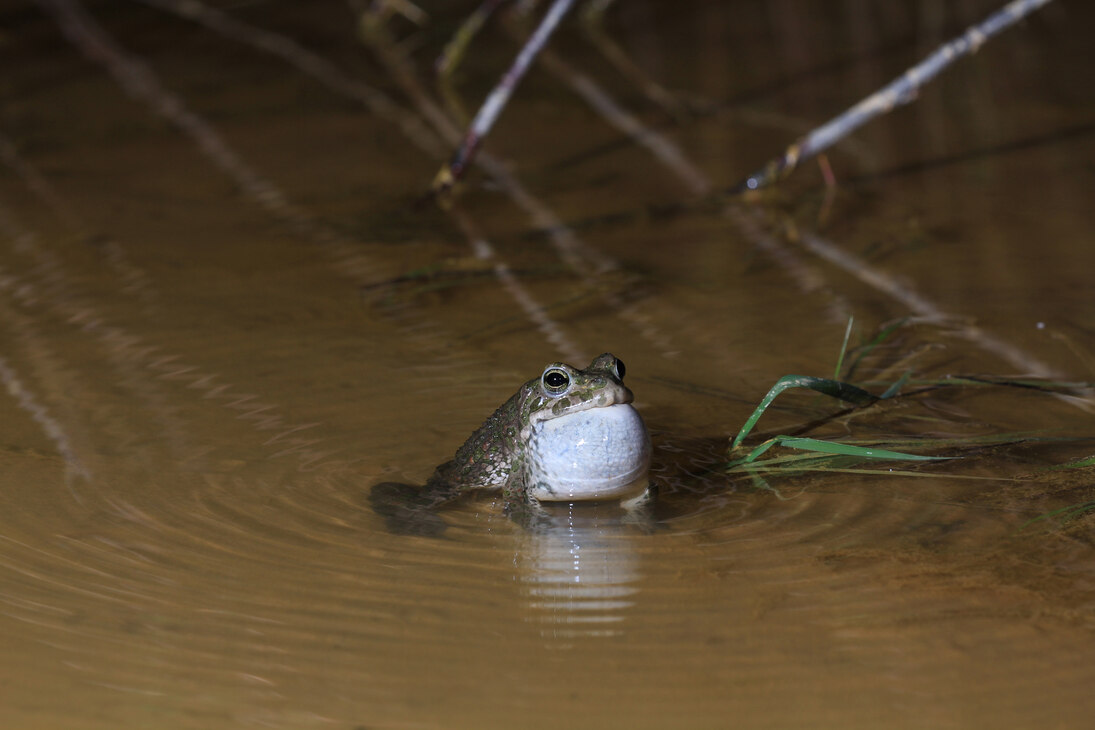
(359, 6), (622, 277)
(355, 2), (615, 357)
(446, 2), (1067, 384)
(138, 0), (595, 363)
(453, 7), (726, 353)
(359, 10), (682, 357)
(733, 0), (1056, 192)
(149, 0), (671, 361)
(514, 12), (1069, 377)
(501, 15), (859, 326)
(131, 0), (447, 160)
(370, 27), (617, 275)
(496, 7), (861, 343)
(78, 6), (540, 399)
(373, 20), (682, 356)
(511, 6), (1076, 379)
(430, 0), (577, 197)
(540, 21), (1064, 380)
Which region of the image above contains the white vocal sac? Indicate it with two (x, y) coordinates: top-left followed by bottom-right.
(526, 403), (651, 501)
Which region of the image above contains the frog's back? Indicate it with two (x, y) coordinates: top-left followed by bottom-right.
(428, 383), (533, 492)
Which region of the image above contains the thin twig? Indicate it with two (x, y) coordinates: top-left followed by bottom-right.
(430, 0), (576, 199)
(731, 0), (1055, 193)
(434, 0), (507, 76)
(360, 11), (625, 282)
(434, 0), (509, 126)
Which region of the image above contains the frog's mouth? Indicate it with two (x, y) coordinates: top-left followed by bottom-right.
(526, 384), (634, 431)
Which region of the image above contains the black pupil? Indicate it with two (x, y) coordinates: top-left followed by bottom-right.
(545, 370), (569, 389)
(615, 358), (626, 380)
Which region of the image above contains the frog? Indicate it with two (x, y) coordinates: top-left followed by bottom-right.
(371, 353), (651, 532)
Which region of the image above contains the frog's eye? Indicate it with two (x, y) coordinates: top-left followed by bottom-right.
(542, 367), (571, 395)
(614, 358), (626, 380)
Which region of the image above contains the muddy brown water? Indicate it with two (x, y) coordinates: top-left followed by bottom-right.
(2, 1), (1095, 727)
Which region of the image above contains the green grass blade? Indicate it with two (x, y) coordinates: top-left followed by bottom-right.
(834, 316), (854, 379)
(880, 370), (911, 399)
(792, 467), (1001, 479)
(1047, 455), (1095, 470)
(728, 437), (780, 467)
(844, 318), (907, 379)
(729, 435), (950, 467)
(775, 437), (950, 461)
(1021, 501), (1095, 529)
(731, 375), (879, 448)
(837, 432), (1062, 449)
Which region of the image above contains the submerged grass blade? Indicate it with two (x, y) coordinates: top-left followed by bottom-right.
(729, 435), (949, 468)
(793, 467), (1003, 479)
(776, 437), (949, 460)
(837, 432), (1059, 449)
(727, 334), (1088, 481)
(907, 376), (1095, 392)
(844, 317), (907, 380)
(880, 370), (911, 399)
(730, 374), (878, 448)
(1046, 454), (1095, 470)
(1021, 501), (1095, 529)
(833, 316), (854, 380)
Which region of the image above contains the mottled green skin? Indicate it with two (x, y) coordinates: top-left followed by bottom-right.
(426, 353), (633, 499)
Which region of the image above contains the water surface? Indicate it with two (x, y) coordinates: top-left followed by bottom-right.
(2, 1), (1095, 727)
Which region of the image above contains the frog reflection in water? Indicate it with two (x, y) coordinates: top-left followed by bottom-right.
(371, 353), (652, 531)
